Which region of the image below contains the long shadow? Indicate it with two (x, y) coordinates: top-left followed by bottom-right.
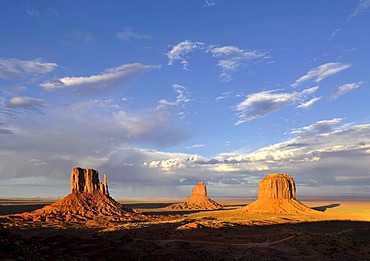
(312, 203), (340, 212)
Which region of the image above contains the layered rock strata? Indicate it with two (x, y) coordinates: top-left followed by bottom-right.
(168, 182), (223, 210)
(244, 173), (313, 213)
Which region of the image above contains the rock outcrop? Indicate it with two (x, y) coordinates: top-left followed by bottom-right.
(167, 182), (223, 210)
(258, 173), (296, 200)
(71, 167), (108, 195)
(9, 167), (150, 226)
(244, 173), (313, 214)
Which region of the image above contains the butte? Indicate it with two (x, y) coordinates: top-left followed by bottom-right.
(244, 173), (316, 214)
(11, 167), (148, 226)
(168, 182), (223, 210)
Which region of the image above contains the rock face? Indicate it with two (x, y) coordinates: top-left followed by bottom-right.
(10, 167), (150, 226)
(70, 167), (108, 195)
(168, 182), (223, 210)
(191, 182), (207, 196)
(258, 174), (296, 200)
(244, 173), (313, 214)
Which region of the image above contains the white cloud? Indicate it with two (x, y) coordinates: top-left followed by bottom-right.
(291, 118), (343, 136)
(156, 84), (191, 112)
(291, 62), (351, 87)
(146, 119), (370, 194)
(234, 87), (318, 125)
(331, 82), (362, 100)
(204, 0), (216, 7)
(6, 96), (46, 110)
(185, 144), (205, 149)
(40, 63), (160, 91)
(215, 91), (244, 102)
(117, 26), (152, 41)
(167, 40), (205, 69)
(297, 97), (321, 109)
(0, 58), (57, 80)
(209, 45), (268, 81)
(349, 0), (370, 19)
(26, 9), (40, 17)
(329, 28), (342, 40)
(166, 41), (269, 79)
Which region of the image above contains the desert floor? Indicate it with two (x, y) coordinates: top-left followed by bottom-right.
(1, 197), (370, 260)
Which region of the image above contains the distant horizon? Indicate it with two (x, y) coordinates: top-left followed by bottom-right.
(2, 193), (370, 201)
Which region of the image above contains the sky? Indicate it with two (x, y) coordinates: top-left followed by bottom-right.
(0, 0), (370, 199)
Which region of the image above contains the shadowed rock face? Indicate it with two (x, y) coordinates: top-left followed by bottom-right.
(71, 167), (108, 195)
(258, 174), (296, 200)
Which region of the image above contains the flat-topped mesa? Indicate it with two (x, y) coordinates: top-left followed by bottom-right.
(243, 173), (314, 214)
(70, 167), (109, 195)
(258, 173), (296, 200)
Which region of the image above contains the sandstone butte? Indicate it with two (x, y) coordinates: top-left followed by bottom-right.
(244, 173), (316, 214)
(168, 182), (223, 210)
(13, 167), (149, 224)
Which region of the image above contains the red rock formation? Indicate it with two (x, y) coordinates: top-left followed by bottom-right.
(258, 174), (296, 199)
(71, 167), (108, 195)
(10, 167), (150, 226)
(168, 182), (223, 210)
(244, 173), (314, 214)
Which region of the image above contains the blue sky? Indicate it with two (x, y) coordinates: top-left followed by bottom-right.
(1, 0), (370, 199)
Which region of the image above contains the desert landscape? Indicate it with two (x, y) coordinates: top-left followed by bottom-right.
(2, 2), (370, 260)
(1, 168), (369, 260)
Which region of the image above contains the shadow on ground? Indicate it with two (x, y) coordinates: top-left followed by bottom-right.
(312, 203), (340, 212)
(0, 204), (49, 215)
(2, 220), (370, 260)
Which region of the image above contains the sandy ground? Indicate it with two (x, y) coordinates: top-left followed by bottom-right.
(1, 197), (370, 260)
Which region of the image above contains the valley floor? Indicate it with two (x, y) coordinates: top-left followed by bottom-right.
(1, 198), (370, 260)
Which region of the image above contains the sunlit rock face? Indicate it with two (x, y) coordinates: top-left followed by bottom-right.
(70, 167), (108, 195)
(167, 182), (223, 210)
(258, 173), (296, 200)
(244, 173), (315, 214)
(190, 182), (207, 197)
(9, 167), (153, 226)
